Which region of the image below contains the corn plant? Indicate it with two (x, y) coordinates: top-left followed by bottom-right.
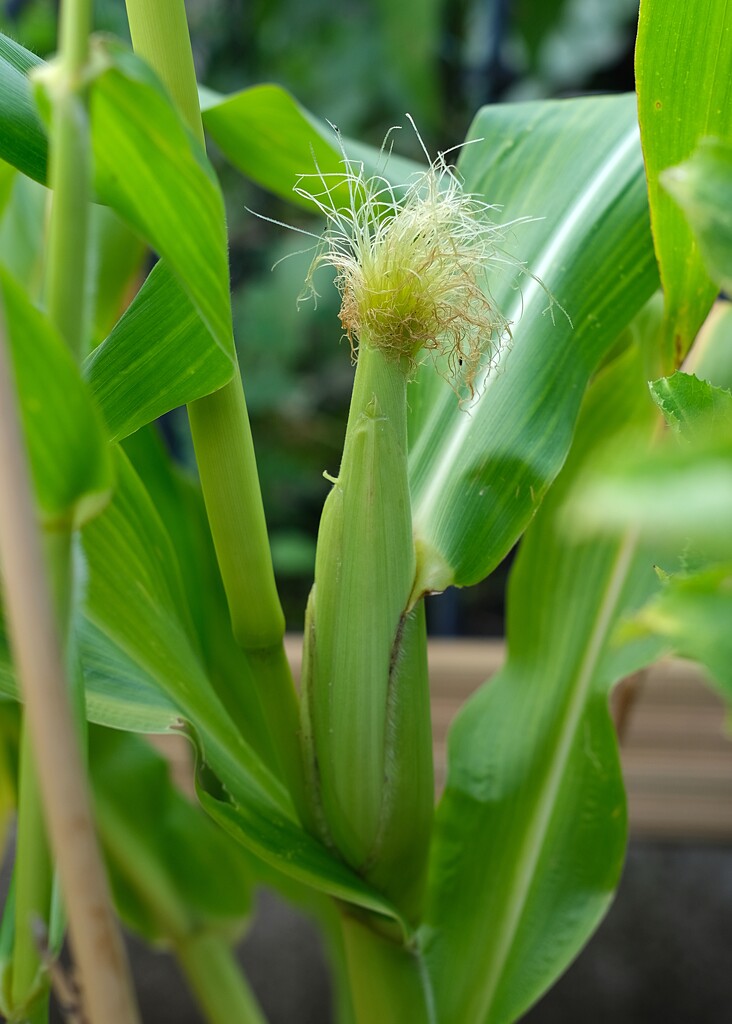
(0, 0), (729, 1021)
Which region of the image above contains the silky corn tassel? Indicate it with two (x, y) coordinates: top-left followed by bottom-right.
(299, 135), (512, 920)
(298, 129), (515, 395)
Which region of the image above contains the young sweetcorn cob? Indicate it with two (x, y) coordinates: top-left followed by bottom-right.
(297, 134), (513, 920)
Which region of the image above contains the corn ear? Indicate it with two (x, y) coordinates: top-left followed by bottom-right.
(363, 598), (433, 916)
(301, 340), (433, 919)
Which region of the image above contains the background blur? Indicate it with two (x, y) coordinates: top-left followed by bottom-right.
(2, 0), (642, 635)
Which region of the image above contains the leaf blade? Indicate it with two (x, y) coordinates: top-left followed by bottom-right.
(85, 261), (234, 442)
(409, 95), (657, 591)
(87, 41), (234, 362)
(420, 344), (662, 1023)
(636, 0), (732, 359)
(0, 34), (45, 185)
(661, 137), (732, 294)
(90, 726), (252, 944)
(0, 267), (112, 528)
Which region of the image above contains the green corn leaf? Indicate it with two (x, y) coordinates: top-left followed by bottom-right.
(0, 266), (112, 528)
(0, 162), (45, 296)
(568, 374), (732, 561)
(89, 726), (252, 945)
(80, 446), (273, 788)
(0, 32), (419, 211)
(0, 546), (181, 737)
(636, 0), (732, 362)
(90, 726), (268, 1024)
(0, 163), (147, 350)
(0, 161), (16, 218)
(661, 138), (732, 295)
(120, 426), (279, 771)
(33, 428), (265, 808)
(0, 702), (19, 873)
(0, 34), (237, 434)
(89, 205), (147, 344)
(81, 45), (238, 435)
(85, 262), (234, 443)
(80, 448), (286, 816)
(196, 782), (408, 936)
(568, 437), (732, 562)
(82, 39), (234, 362)
(202, 82), (422, 205)
(78, 621), (181, 733)
(650, 370), (732, 440)
(1, 170), (44, 321)
(626, 564), (732, 706)
(420, 342), (663, 1024)
(203, 82), (423, 204)
(76, 445), (408, 926)
(0, 34), (355, 438)
(0, 448), (240, 737)
(17, 40), (238, 437)
(199, 83), (347, 208)
(0, 34), (416, 444)
(202, 83), (423, 213)
(572, 347), (732, 711)
(0, 34), (45, 185)
(408, 94), (657, 593)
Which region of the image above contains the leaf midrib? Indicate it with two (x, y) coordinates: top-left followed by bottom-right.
(475, 529), (638, 1022)
(410, 125), (641, 525)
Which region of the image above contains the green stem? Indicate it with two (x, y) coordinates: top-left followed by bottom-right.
(340, 912), (433, 1024)
(125, 0), (204, 147)
(246, 644), (307, 816)
(186, 383), (284, 650)
(175, 932), (268, 1024)
(57, 0), (92, 79)
(43, 531), (72, 638)
(9, 535), (72, 1013)
(44, 0), (92, 361)
(123, 0), (304, 810)
(10, 730), (52, 1010)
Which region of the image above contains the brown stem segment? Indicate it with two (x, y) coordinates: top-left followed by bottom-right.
(0, 321), (141, 1024)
